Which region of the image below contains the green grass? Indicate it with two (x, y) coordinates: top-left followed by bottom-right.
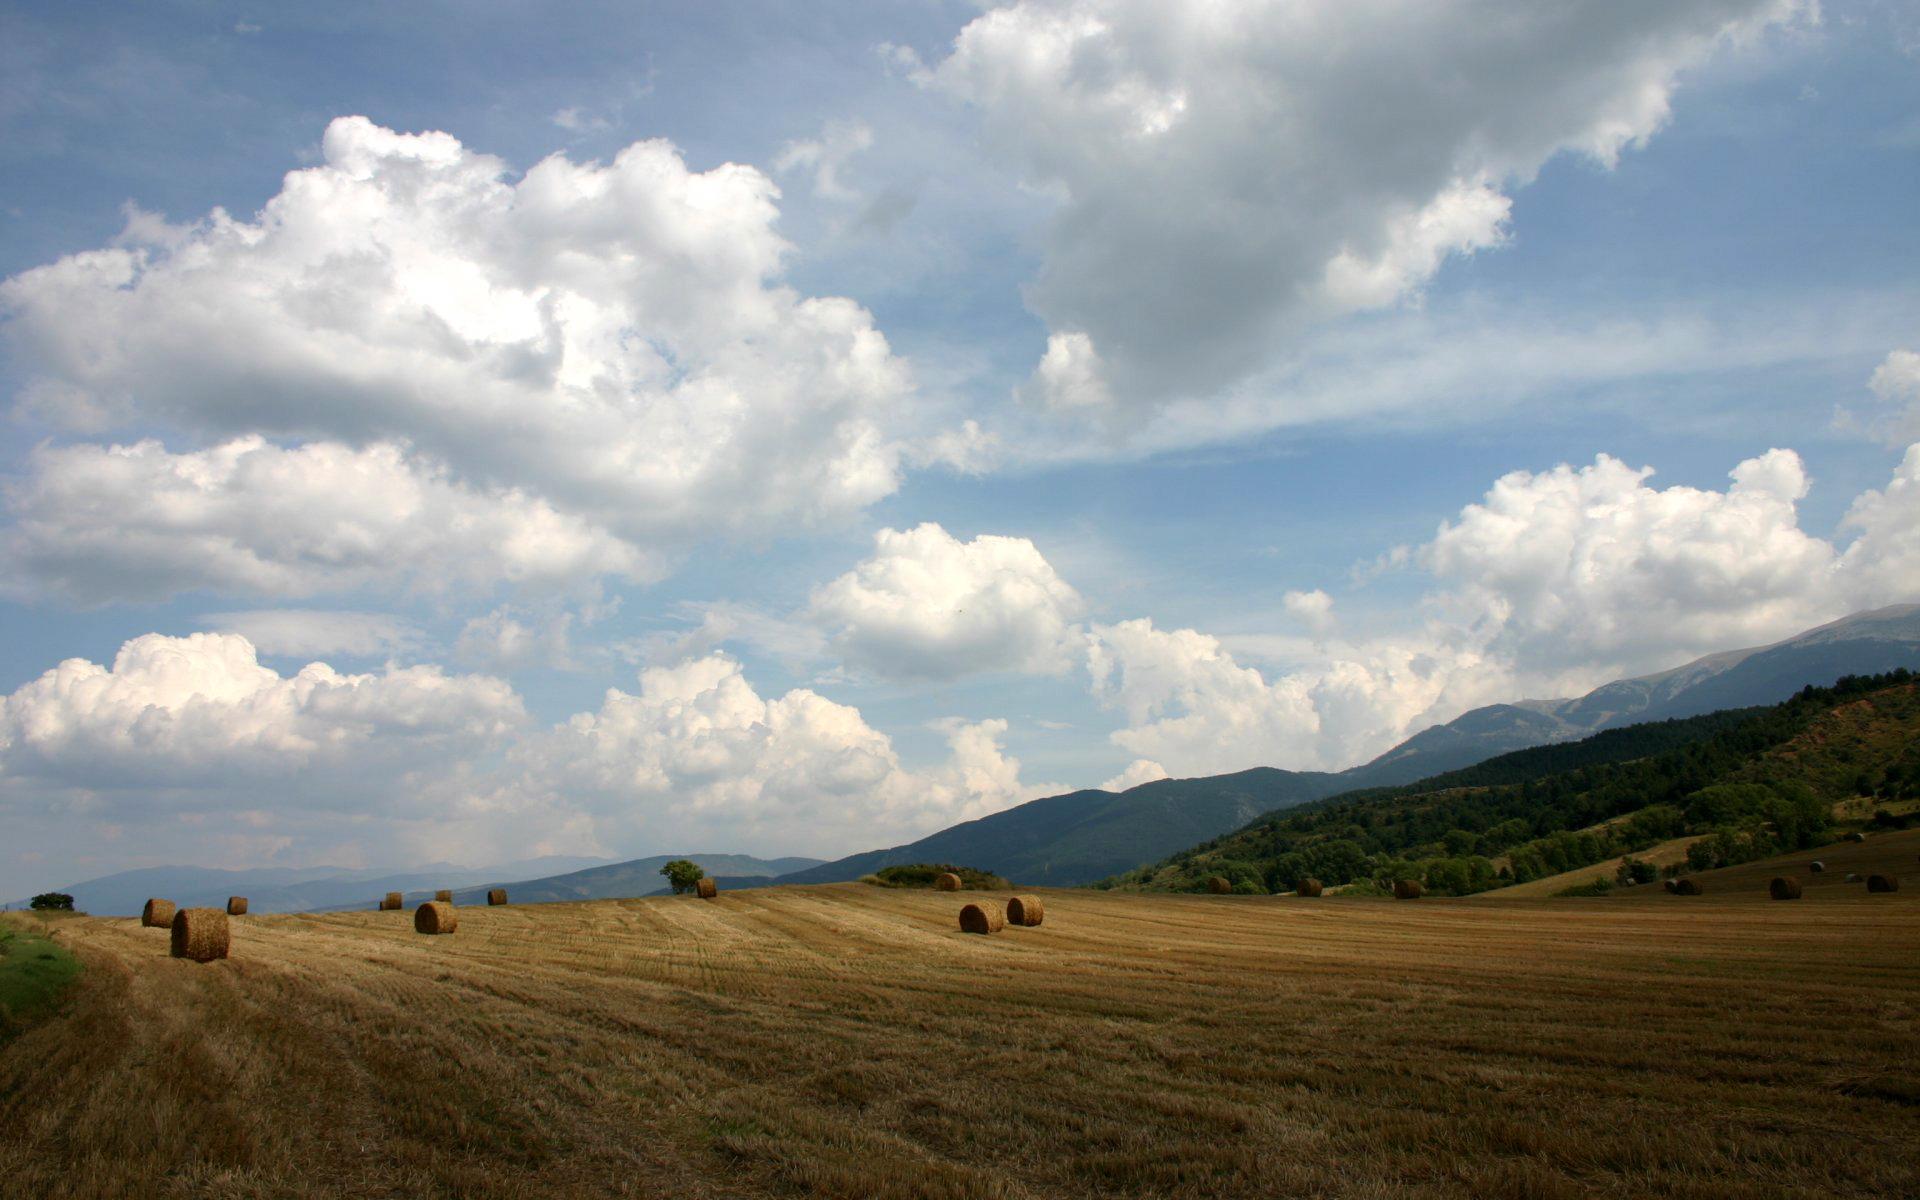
(0, 915), (82, 1041)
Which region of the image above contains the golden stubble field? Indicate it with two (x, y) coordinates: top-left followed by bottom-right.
(3, 881), (1916, 1200)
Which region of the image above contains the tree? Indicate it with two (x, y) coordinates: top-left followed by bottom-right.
(29, 893), (75, 911)
(659, 860), (705, 894)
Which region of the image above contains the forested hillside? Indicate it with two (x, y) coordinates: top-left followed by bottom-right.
(1105, 671), (1919, 896)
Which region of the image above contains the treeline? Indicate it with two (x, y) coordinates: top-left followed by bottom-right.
(1102, 670), (1915, 897)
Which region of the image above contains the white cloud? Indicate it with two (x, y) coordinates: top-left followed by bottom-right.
(1081, 443), (1920, 777)
(202, 609), (418, 659)
(1423, 448), (1843, 680)
(1, 436), (652, 603)
(497, 655), (1051, 857)
(1283, 589), (1335, 636)
(613, 601), (830, 672)
(808, 522), (1086, 679)
(0, 632), (523, 794)
(0, 116), (919, 598)
(1099, 757), (1168, 792)
(550, 106), (611, 133)
(455, 606), (578, 672)
(774, 120), (875, 201)
(931, 0), (1808, 410)
(1835, 443), (1920, 609)
(0, 633), (1053, 880)
(1086, 617), (1506, 776)
(1023, 331), (1112, 412)
(1856, 347), (1920, 446)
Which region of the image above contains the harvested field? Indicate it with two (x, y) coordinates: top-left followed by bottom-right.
(2, 884), (1916, 1199)
(1483, 835), (1700, 899)
(1612, 828), (1920, 902)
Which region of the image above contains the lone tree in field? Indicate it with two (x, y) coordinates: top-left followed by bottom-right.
(30, 893), (75, 911)
(660, 859), (706, 894)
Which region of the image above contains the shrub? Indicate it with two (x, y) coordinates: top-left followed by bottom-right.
(1331, 877), (1389, 898)
(862, 864), (1012, 890)
(1554, 878), (1614, 898)
(1615, 857), (1659, 886)
(659, 859), (706, 894)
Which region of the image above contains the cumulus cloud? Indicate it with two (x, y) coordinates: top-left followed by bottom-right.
(1423, 448), (1842, 680)
(0, 116), (920, 599)
(1081, 444), (1920, 776)
(0, 632), (523, 794)
(1086, 617), (1508, 776)
(0, 633), (1054, 883)
(1851, 348), (1920, 446)
(1023, 331), (1112, 412)
(1, 437), (652, 604)
(808, 522), (1086, 679)
(497, 655), (1052, 856)
(1099, 757), (1169, 792)
(1283, 589), (1335, 636)
(1835, 443), (1920, 608)
(201, 609), (419, 659)
(930, 0), (1807, 410)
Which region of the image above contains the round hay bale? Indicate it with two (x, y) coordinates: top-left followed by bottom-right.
(170, 907), (229, 962)
(1206, 876), (1233, 895)
(1296, 878), (1324, 898)
(1808, 861), (1824, 874)
(381, 891), (403, 911)
(1006, 895), (1045, 927)
(226, 896), (248, 916)
(696, 877), (718, 899)
(434, 889), (453, 903)
(1663, 878), (1679, 895)
(414, 901), (458, 935)
(1769, 876), (1802, 901)
(1845, 832), (1866, 843)
(1867, 874), (1899, 893)
(1846, 872), (1862, 883)
(958, 902), (1005, 934)
(141, 898), (176, 928)
(1673, 878), (1703, 896)
(1393, 879), (1424, 900)
(487, 888), (508, 906)
(934, 872), (963, 892)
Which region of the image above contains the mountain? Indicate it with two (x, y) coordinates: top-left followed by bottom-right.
(443, 853), (825, 906)
(778, 605), (1920, 889)
(773, 768), (1347, 888)
(30, 607), (1916, 911)
(1117, 670), (1919, 896)
(11, 855), (615, 916)
(1342, 603), (1920, 787)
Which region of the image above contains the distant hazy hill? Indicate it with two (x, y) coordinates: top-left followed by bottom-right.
(12, 855), (614, 916)
(773, 768), (1347, 888)
(446, 853), (824, 906)
(778, 605), (1920, 888)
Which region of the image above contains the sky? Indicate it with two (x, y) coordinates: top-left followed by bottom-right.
(2, 0), (1919, 896)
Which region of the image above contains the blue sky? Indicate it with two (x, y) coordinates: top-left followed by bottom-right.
(2, 0), (1918, 895)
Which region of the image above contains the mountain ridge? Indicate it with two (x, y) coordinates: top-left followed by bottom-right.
(774, 604), (1920, 888)
(1109, 671), (1919, 896)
